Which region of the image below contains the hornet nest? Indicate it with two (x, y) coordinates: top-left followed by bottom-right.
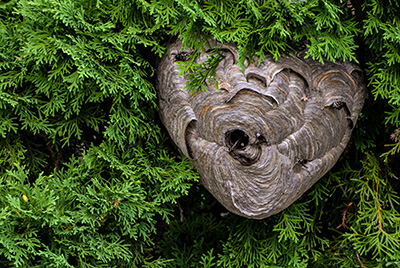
(156, 39), (366, 219)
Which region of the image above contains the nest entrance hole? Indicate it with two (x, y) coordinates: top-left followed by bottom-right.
(225, 129), (249, 150)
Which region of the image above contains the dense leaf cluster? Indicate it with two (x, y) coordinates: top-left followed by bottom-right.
(0, 0), (399, 267)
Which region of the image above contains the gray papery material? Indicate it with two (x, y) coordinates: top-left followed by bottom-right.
(157, 39), (367, 219)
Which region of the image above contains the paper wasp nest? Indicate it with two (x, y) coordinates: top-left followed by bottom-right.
(157, 40), (366, 219)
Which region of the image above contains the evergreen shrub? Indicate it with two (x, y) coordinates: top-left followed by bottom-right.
(0, 0), (399, 267)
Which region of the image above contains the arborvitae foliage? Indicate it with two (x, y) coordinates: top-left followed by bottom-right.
(0, 0), (399, 267)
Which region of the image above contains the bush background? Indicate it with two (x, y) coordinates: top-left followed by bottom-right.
(1, 0), (400, 267)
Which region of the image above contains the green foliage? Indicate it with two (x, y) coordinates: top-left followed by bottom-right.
(178, 47), (226, 94)
(1, 0), (400, 267)
(0, 143), (198, 267)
